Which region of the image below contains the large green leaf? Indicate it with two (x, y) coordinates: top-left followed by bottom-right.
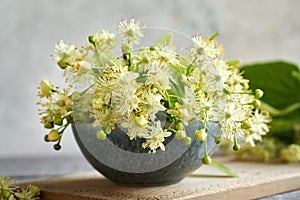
(242, 61), (300, 110)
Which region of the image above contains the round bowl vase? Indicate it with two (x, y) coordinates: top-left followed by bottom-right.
(72, 122), (221, 186)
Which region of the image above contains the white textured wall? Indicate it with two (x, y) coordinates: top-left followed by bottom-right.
(1, 0), (300, 158)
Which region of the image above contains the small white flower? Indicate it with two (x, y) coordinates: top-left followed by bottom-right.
(198, 93), (226, 122)
(96, 30), (117, 50)
(112, 85), (139, 116)
(121, 114), (149, 139)
(220, 100), (247, 140)
(153, 44), (179, 65)
(118, 18), (145, 44)
(54, 40), (80, 61)
(145, 62), (171, 89)
(182, 86), (200, 118)
(191, 35), (219, 60)
(143, 121), (172, 153)
(244, 110), (271, 146)
(142, 91), (165, 120)
(119, 71), (139, 85)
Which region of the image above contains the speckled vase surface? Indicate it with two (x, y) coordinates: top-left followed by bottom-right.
(72, 121), (221, 186)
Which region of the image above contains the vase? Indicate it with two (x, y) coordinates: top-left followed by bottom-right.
(72, 121), (221, 186)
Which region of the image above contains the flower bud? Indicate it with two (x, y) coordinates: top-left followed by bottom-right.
(44, 122), (54, 129)
(233, 143), (241, 151)
(54, 143), (61, 151)
(175, 122), (184, 131)
(202, 155), (212, 165)
(44, 134), (49, 142)
(253, 99), (261, 108)
(241, 119), (252, 129)
(175, 130), (186, 139)
(135, 115), (148, 127)
(48, 130), (60, 142)
(223, 87), (232, 94)
(255, 89), (264, 99)
(54, 115), (63, 126)
(40, 79), (54, 98)
(215, 137), (222, 144)
(88, 35), (96, 44)
(195, 129), (207, 141)
(96, 130), (107, 140)
(57, 58), (67, 69)
(183, 136), (191, 145)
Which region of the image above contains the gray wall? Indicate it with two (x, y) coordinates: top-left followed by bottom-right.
(1, 0), (300, 158)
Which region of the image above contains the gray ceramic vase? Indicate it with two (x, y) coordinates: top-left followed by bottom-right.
(72, 121), (221, 186)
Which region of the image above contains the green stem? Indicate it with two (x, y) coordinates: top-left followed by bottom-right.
(206, 126), (217, 139)
(186, 57), (197, 76)
(79, 84), (95, 96)
(261, 101), (300, 116)
(93, 43), (104, 66)
(204, 138), (208, 156)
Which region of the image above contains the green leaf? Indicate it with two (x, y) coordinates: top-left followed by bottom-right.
(210, 160), (238, 177)
(242, 61), (300, 110)
(153, 32), (173, 47)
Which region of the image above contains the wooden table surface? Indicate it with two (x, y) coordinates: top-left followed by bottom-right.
(1, 156), (300, 199)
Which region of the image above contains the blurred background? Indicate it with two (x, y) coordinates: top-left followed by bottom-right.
(1, 0), (300, 158)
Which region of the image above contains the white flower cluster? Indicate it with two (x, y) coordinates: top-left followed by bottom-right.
(38, 18), (270, 154)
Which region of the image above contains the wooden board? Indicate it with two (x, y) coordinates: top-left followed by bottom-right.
(29, 157), (300, 200)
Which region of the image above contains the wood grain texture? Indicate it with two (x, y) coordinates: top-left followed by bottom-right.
(28, 157), (300, 200)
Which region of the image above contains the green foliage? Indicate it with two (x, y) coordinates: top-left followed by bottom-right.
(241, 61), (300, 162)
(243, 61), (300, 110)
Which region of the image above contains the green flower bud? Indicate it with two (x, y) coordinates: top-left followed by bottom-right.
(57, 58), (67, 69)
(223, 87), (232, 94)
(167, 109), (178, 116)
(48, 130), (60, 142)
(183, 136), (191, 145)
(253, 99), (261, 108)
(88, 35), (96, 44)
(44, 122), (54, 129)
(255, 89), (264, 99)
(233, 143), (241, 151)
(202, 155), (212, 165)
(175, 122), (184, 131)
(134, 115), (148, 127)
(175, 130), (186, 139)
(44, 134), (49, 142)
(96, 130), (107, 140)
(215, 137), (222, 144)
(241, 120), (252, 129)
(54, 115), (63, 126)
(40, 79), (54, 98)
(54, 143), (61, 151)
(195, 129), (207, 141)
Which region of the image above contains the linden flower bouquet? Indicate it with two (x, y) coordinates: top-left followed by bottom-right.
(37, 18), (270, 165)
